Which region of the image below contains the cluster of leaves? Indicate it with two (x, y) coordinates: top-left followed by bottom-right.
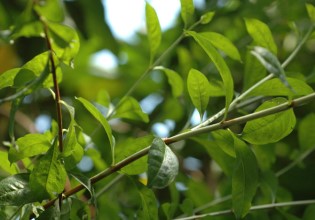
(1, 0), (315, 219)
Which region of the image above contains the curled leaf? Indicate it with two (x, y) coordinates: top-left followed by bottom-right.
(147, 138), (178, 189)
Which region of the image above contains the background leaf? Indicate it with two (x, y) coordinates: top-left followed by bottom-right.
(146, 2), (161, 63)
(242, 97), (296, 145)
(180, 0), (194, 27)
(187, 68), (210, 118)
(298, 113), (315, 150)
(232, 134), (258, 219)
(137, 187), (158, 220)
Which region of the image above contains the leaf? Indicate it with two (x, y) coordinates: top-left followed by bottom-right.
(187, 68), (210, 118)
(146, 2), (161, 63)
(47, 22), (80, 64)
(212, 129), (236, 157)
(196, 32), (241, 61)
(242, 97), (296, 145)
(29, 139), (67, 199)
(259, 171), (278, 203)
(137, 187), (158, 220)
(245, 77), (313, 97)
(244, 18), (277, 54)
(11, 21), (43, 39)
(76, 97), (114, 163)
(69, 171), (94, 198)
(232, 134), (258, 219)
(298, 113), (315, 150)
(306, 3), (315, 23)
(303, 204), (315, 220)
(0, 151), (17, 175)
(208, 78), (225, 97)
(9, 133), (51, 163)
(34, 0), (64, 22)
(200, 11), (215, 24)
(114, 96), (149, 123)
(147, 138), (179, 189)
(251, 46), (293, 91)
(115, 135), (154, 175)
(0, 173), (39, 206)
(155, 66), (184, 97)
(252, 144), (276, 171)
(180, 0), (194, 27)
(186, 31), (234, 118)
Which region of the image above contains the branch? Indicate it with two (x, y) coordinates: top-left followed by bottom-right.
(40, 92), (315, 211)
(173, 199), (315, 220)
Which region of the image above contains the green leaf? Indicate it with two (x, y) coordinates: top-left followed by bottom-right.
(115, 135), (154, 175)
(243, 48), (267, 91)
(147, 138), (179, 189)
(34, 0), (64, 22)
(69, 171), (94, 198)
(47, 22), (80, 64)
(251, 46), (293, 91)
(244, 18), (277, 54)
(196, 32), (241, 61)
(191, 138), (235, 176)
(259, 171), (278, 203)
(242, 97), (296, 145)
(114, 96), (149, 123)
(186, 31), (234, 118)
(180, 0), (194, 27)
(212, 129), (236, 157)
(232, 134), (258, 219)
(76, 97), (114, 164)
(146, 2), (161, 63)
(0, 173), (39, 206)
(179, 198), (194, 216)
(208, 78), (225, 97)
(245, 77), (313, 98)
(137, 187), (158, 220)
(9, 133), (51, 163)
(11, 21), (43, 39)
(298, 113), (315, 150)
(303, 204), (315, 220)
(0, 151), (17, 175)
(306, 3), (315, 23)
(187, 68), (210, 118)
(200, 11), (215, 24)
(29, 139), (67, 199)
(155, 66), (184, 97)
(252, 144), (276, 171)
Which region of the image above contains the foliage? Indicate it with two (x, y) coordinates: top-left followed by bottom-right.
(1, 0), (315, 219)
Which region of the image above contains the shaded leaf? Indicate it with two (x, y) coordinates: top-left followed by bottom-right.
(9, 133), (51, 163)
(200, 11), (215, 24)
(155, 66), (184, 97)
(303, 204), (315, 220)
(186, 31), (234, 118)
(212, 129), (236, 157)
(187, 68), (210, 118)
(115, 135), (154, 175)
(146, 2), (161, 63)
(208, 78), (225, 97)
(232, 134), (258, 219)
(306, 3), (315, 23)
(147, 138), (179, 189)
(260, 171), (278, 203)
(0, 173), (39, 206)
(245, 77), (313, 98)
(137, 187), (158, 220)
(11, 21), (43, 39)
(114, 96), (149, 123)
(76, 97), (114, 163)
(29, 139), (67, 199)
(298, 113), (315, 150)
(180, 0), (194, 27)
(245, 18), (277, 54)
(196, 32), (241, 61)
(69, 171), (94, 198)
(34, 0), (64, 22)
(242, 97), (296, 145)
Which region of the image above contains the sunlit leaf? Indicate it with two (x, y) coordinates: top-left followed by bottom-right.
(155, 66), (184, 97)
(186, 31), (234, 118)
(245, 18), (277, 54)
(298, 113), (315, 150)
(245, 77), (313, 97)
(180, 0), (194, 27)
(114, 96), (149, 123)
(242, 97), (296, 145)
(76, 97), (114, 163)
(0, 173), (39, 206)
(34, 0), (64, 22)
(146, 2), (161, 63)
(11, 21), (43, 39)
(200, 11), (215, 24)
(147, 138), (179, 189)
(137, 187), (158, 220)
(115, 135), (154, 175)
(0, 151), (17, 175)
(196, 32), (241, 61)
(187, 68), (210, 118)
(306, 3), (315, 23)
(9, 133), (51, 163)
(29, 139), (67, 199)
(232, 134), (258, 219)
